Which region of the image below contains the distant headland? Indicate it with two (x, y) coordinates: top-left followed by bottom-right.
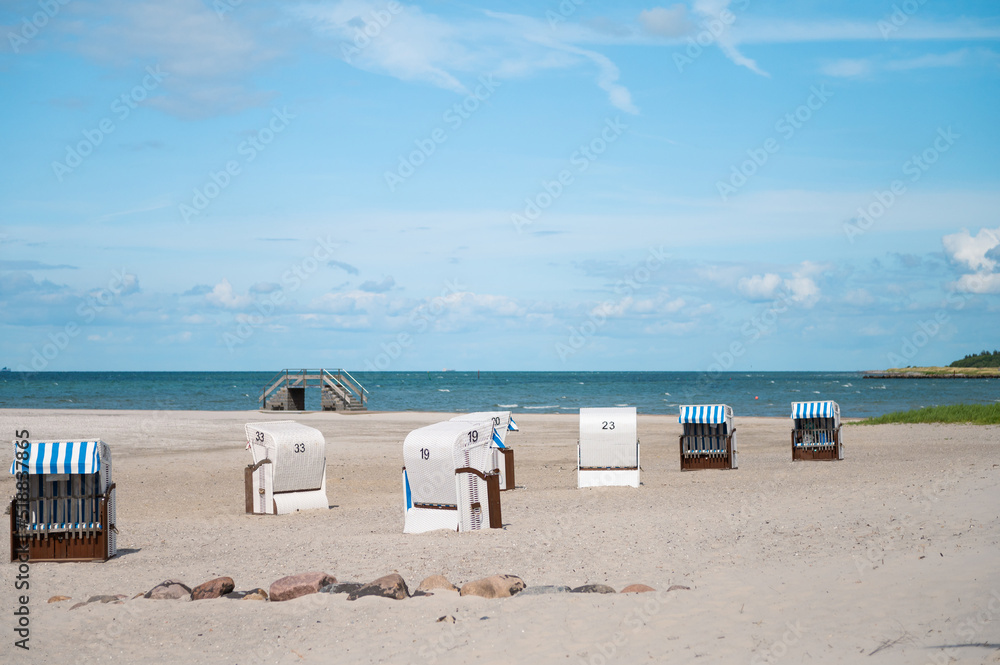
(865, 350), (1000, 378)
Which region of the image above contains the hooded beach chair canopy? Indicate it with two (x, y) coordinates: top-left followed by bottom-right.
(244, 420), (328, 515)
(403, 419), (497, 533)
(791, 400), (841, 428)
(10, 440), (103, 476)
(679, 405), (732, 427)
(449, 411), (517, 446)
(578, 406), (639, 488)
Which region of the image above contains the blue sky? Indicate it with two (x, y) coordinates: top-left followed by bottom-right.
(1, 0), (998, 372)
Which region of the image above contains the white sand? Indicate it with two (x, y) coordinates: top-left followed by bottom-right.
(1, 409), (998, 664)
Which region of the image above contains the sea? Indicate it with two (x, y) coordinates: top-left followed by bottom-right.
(0, 371), (998, 418)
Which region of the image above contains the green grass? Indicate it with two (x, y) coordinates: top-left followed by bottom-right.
(854, 403), (1000, 425)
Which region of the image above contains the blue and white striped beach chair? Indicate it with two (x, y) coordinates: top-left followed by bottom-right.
(678, 405), (738, 470)
(9, 440), (117, 562)
(791, 401), (843, 461)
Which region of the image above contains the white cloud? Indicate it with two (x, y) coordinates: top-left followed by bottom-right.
(737, 273), (782, 299)
(638, 5), (692, 38)
(205, 279), (253, 309)
(692, 0), (768, 77)
(943, 226), (1000, 272)
(944, 226), (1000, 293)
(737, 263), (823, 307)
(62, 0), (281, 117)
(300, 2), (639, 114)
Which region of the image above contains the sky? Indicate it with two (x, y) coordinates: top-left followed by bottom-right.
(1, 0), (998, 372)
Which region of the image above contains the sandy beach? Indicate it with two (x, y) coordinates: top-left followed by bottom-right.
(1, 409), (998, 664)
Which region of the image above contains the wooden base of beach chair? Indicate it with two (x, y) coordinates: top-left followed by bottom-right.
(791, 429), (843, 461)
(678, 434), (737, 471)
(9, 498), (112, 562)
(499, 448), (515, 490)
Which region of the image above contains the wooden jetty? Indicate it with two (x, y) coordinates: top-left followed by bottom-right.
(259, 369), (368, 412)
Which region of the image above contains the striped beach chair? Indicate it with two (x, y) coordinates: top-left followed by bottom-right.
(449, 411), (519, 490)
(578, 407), (639, 488)
(244, 421), (329, 515)
(8, 440), (116, 562)
(791, 401), (843, 461)
(679, 404), (738, 470)
(402, 420), (502, 534)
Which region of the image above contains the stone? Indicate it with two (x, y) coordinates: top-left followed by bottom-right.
(417, 575), (459, 593)
(570, 584), (616, 594)
(269, 572), (336, 602)
(319, 582), (364, 595)
(437, 615), (456, 623)
(667, 584), (691, 592)
(48, 596), (72, 604)
(459, 575), (526, 599)
(347, 573), (409, 601)
(144, 580), (192, 600)
(515, 585), (571, 596)
(70, 602), (88, 611)
(87, 595), (128, 604)
(620, 584), (656, 594)
(192, 577), (235, 600)
(225, 588), (269, 601)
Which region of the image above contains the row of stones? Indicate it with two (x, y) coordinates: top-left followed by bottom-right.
(50, 573), (687, 609)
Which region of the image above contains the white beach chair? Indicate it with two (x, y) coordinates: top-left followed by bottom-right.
(678, 404), (738, 470)
(244, 421), (329, 514)
(402, 420), (501, 533)
(577, 407), (639, 488)
(790, 401), (843, 461)
(8, 439), (116, 561)
(449, 411), (518, 490)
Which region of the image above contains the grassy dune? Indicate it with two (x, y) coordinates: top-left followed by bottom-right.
(882, 366), (1000, 377)
(855, 403), (1000, 425)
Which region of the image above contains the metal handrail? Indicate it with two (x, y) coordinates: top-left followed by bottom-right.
(261, 369), (368, 409)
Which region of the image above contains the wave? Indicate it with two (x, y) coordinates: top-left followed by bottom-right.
(524, 405), (559, 409)
(496, 404), (518, 408)
(438, 389), (450, 392)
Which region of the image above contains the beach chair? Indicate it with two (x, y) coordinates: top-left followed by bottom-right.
(449, 411), (519, 490)
(8, 439), (116, 562)
(244, 421), (329, 514)
(679, 404), (738, 471)
(791, 401), (843, 461)
(578, 407), (639, 488)
(402, 420), (502, 533)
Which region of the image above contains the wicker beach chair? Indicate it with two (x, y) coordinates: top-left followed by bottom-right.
(578, 407), (639, 488)
(449, 411), (518, 490)
(678, 404), (738, 470)
(402, 420), (501, 534)
(9, 439), (117, 562)
(791, 401), (843, 461)
(244, 421), (329, 514)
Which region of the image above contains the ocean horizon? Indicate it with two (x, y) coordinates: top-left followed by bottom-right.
(2, 370), (997, 418)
